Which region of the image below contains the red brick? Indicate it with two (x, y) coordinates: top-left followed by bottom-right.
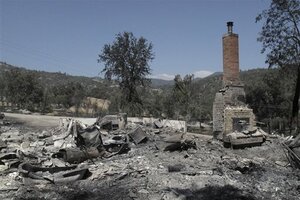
(223, 33), (239, 85)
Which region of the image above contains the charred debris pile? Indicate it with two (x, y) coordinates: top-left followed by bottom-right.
(0, 113), (299, 200)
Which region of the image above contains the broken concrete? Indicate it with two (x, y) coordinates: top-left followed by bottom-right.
(223, 127), (267, 148)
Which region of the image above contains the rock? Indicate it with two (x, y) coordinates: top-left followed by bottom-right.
(0, 164), (8, 172)
(38, 141), (45, 146)
(21, 141), (31, 149)
(198, 169), (214, 175)
(38, 131), (52, 139)
(0, 140), (7, 150)
(51, 158), (67, 167)
(128, 190), (137, 198)
(43, 160), (53, 167)
(138, 189), (149, 194)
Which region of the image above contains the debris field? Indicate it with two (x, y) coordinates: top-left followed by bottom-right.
(0, 113), (299, 200)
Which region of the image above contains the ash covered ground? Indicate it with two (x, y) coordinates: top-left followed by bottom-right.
(0, 114), (299, 200)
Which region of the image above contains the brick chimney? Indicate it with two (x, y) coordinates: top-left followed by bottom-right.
(223, 21), (239, 86)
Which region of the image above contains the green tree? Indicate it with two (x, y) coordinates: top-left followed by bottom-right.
(244, 69), (291, 119)
(41, 87), (52, 113)
(51, 82), (85, 111)
(141, 88), (164, 118)
(173, 74), (194, 119)
(4, 69), (43, 111)
(256, 0), (300, 132)
(98, 32), (154, 115)
(0, 73), (5, 109)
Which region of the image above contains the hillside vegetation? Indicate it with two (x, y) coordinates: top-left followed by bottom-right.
(0, 62), (297, 131)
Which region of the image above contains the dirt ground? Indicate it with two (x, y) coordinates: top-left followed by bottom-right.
(0, 113), (299, 200)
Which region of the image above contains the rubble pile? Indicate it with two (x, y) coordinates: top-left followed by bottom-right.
(283, 133), (300, 169)
(0, 114), (299, 200)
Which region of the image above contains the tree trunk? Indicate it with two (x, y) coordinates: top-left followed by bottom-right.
(292, 65), (300, 135)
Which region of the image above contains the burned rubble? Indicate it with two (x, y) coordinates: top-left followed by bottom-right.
(0, 113), (299, 200)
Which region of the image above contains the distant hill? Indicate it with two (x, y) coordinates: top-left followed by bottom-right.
(150, 73), (223, 87)
(0, 62), (108, 89)
(0, 62), (275, 92)
(0, 62), (276, 90)
(0, 62), (177, 88)
(207, 72), (222, 77)
(150, 78), (174, 87)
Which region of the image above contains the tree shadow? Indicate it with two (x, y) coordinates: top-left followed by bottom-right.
(168, 184), (256, 200)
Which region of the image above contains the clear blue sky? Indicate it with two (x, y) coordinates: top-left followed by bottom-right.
(0, 0), (270, 80)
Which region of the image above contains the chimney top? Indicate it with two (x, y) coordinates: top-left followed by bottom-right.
(227, 21), (234, 34)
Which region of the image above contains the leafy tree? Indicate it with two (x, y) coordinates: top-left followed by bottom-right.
(41, 87), (52, 113)
(161, 90), (176, 118)
(4, 69), (43, 111)
(98, 32), (154, 115)
(108, 91), (122, 114)
(172, 74), (195, 119)
(51, 82), (85, 110)
(244, 69), (292, 119)
(256, 0), (300, 132)
(173, 75), (193, 104)
(141, 88), (164, 118)
(0, 73), (5, 108)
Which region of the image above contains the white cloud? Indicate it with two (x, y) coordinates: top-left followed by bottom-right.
(149, 73), (175, 80)
(193, 70), (213, 78)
